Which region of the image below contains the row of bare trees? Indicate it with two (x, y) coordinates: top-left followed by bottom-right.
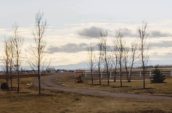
(3, 26), (23, 93)
(88, 23), (148, 88)
(2, 12), (46, 95)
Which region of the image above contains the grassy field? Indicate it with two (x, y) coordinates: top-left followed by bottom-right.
(0, 75), (172, 113)
(55, 73), (172, 96)
(1, 90), (172, 113)
(1, 88), (172, 113)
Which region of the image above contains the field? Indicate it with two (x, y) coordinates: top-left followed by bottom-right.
(1, 91), (172, 113)
(55, 72), (172, 96)
(0, 73), (172, 113)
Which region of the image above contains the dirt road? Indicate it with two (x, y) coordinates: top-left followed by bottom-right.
(34, 74), (172, 101)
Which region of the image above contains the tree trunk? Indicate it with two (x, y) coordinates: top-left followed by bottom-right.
(128, 71), (131, 82)
(107, 71), (109, 86)
(142, 68), (146, 89)
(17, 64), (20, 93)
(38, 64), (41, 95)
(91, 71), (93, 85)
(98, 66), (101, 85)
(119, 63), (122, 87)
(17, 69), (20, 93)
(114, 71), (116, 82)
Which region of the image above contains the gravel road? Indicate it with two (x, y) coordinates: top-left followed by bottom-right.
(34, 74), (172, 101)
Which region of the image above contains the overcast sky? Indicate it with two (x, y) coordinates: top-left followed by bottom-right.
(1, 0), (172, 27)
(0, 0), (172, 69)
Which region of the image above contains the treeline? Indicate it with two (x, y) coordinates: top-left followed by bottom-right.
(88, 23), (149, 88)
(2, 12), (46, 95)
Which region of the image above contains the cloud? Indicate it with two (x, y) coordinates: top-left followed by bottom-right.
(78, 26), (107, 38)
(78, 27), (172, 38)
(149, 31), (172, 37)
(150, 41), (172, 48)
(47, 43), (114, 53)
(78, 27), (136, 38)
(119, 28), (137, 37)
(119, 29), (172, 38)
(47, 43), (89, 53)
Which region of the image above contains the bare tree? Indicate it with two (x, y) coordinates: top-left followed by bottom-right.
(108, 53), (114, 82)
(9, 39), (14, 89)
(113, 53), (118, 82)
(4, 40), (10, 85)
(138, 23), (148, 89)
(12, 25), (23, 93)
(32, 12), (47, 95)
(97, 41), (103, 85)
(112, 40), (119, 83)
(3, 38), (15, 89)
(116, 31), (124, 87)
(102, 38), (110, 86)
(88, 44), (95, 85)
(128, 42), (137, 82)
(123, 46), (129, 82)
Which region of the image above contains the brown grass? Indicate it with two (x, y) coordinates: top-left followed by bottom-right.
(55, 73), (172, 96)
(0, 90), (172, 113)
(0, 74), (172, 113)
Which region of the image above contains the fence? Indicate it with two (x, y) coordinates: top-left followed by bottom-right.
(84, 69), (172, 80)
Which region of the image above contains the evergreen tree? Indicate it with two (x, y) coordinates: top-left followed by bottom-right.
(151, 66), (166, 83)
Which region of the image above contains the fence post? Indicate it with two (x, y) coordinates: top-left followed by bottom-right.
(149, 71), (152, 77)
(110, 71), (112, 79)
(84, 71), (87, 77)
(170, 71), (172, 77)
(140, 71), (142, 77)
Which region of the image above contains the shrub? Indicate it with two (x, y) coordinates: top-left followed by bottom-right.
(151, 66), (166, 83)
(1, 82), (9, 90)
(75, 76), (83, 83)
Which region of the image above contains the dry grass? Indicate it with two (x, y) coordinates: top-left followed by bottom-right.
(55, 73), (172, 96)
(0, 74), (172, 113)
(0, 89), (172, 113)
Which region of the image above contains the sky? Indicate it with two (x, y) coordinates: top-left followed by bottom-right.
(0, 0), (172, 70)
